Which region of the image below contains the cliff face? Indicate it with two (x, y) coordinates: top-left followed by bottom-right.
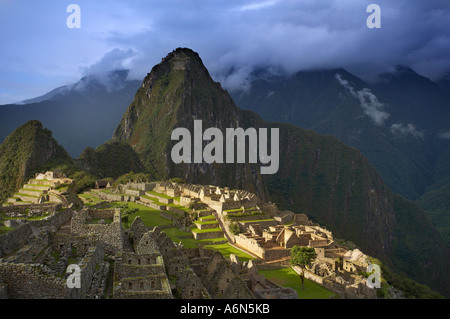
(0, 120), (72, 203)
(112, 48), (450, 296)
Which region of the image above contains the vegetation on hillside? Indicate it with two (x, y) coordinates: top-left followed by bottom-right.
(0, 120), (72, 204)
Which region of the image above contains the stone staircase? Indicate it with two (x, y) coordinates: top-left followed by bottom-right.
(191, 214), (226, 241)
(212, 210), (233, 243)
(5, 180), (65, 206)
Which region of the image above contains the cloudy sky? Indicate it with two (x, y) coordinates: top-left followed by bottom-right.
(0, 0), (449, 104)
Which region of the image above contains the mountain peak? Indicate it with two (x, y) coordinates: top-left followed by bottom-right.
(141, 48), (212, 91)
(376, 65), (420, 83)
(74, 68), (131, 92)
(163, 47), (202, 62)
(0, 120), (72, 202)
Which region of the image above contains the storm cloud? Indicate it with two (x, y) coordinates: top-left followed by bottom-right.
(1, 0), (449, 103)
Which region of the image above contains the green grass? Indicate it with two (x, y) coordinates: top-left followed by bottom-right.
(259, 268), (337, 299)
(238, 219), (275, 223)
(224, 208), (243, 213)
(197, 237), (227, 244)
(124, 203), (174, 228)
(15, 193), (39, 198)
(26, 183), (52, 187)
(191, 227), (222, 233)
(204, 243), (255, 262)
(101, 189), (128, 196)
(195, 220), (219, 225)
(167, 203), (190, 212)
(146, 190), (173, 200)
(200, 215), (216, 220)
(0, 225), (12, 235)
(105, 201), (173, 228)
(79, 193), (103, 206)
(20, 188), (42, 193)
(162, 227), (198, 248)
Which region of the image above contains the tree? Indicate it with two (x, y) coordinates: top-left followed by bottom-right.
(290, 246), (317, 290)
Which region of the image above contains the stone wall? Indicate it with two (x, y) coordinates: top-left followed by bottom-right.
(69, 243), (105, 299)
(0, 203), (62, 214)
(148, 227), (210, 299)
(192, 230), (224, 240)
(71, 210), (124, 253)
(0, 283), (7, 299)
(6, 240), (106, 299)
(52, 233), (98, 257)
(113, 248), (173, 299)
(123, 189), (143, 197)
(96, 192), (139, 202)
(29, 208), (73, 229)
(255, 287), (298, 299)
(126, 182), (156, 191)
(0, 224), (33, 258)
(166, 206), (185, 216)
(234, 234), (265, 259)
(138, 198), (166, 210)
(263, 249), (291, 261)
(6, 228), (51, 264)
(198, 251), (255, 299)
(302, 268), (324, 285)
(160, 211), (179, 222)
(0, 263), (67, 298)
(238, 220), (278, 232)
(114, 252), (166, 278)
(128, 217), (148, 247)
(148, 193), (173, 204)
(0, 209), (73, 262)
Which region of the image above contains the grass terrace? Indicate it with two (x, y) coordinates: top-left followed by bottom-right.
(67, 195), (258, 265)
(162, 227), (197, 248)
(146, 190), (173, 200)
(101, 188), (128, 196)
(79, 193), (103, 206)
(102, 201), (173, 229)
(204, 243), (255, 262)
(238, 218), (275, 223)
(142, 193), (191, 213)
(259, 268), (337, 299)
(191, 226), (223, 234)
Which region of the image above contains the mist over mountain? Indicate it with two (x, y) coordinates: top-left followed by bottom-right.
(0, 69), (141, 158)
(230, 65), (450, 246)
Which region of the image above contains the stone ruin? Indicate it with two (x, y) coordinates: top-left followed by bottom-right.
(0, 178), (381, 299)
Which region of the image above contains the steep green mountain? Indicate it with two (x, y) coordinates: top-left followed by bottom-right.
(230, 66), (450, 246)
(113, 48), (267, 197)
(112, 48), (450, 297)
(0, 70), (141, 158)
(416, 143), (450, 244)
(0, 120), (73, 203)
(231, 67), (450, 200)
(76, 141), (145, 179)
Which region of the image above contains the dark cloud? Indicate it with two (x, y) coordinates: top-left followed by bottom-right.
(102, 0), (450, 91)
(1, 0), (449, 103)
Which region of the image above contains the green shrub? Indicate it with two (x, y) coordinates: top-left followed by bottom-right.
(229, 222), (240, 235)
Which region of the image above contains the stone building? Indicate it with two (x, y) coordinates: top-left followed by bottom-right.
(71, 208), (124, 254)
